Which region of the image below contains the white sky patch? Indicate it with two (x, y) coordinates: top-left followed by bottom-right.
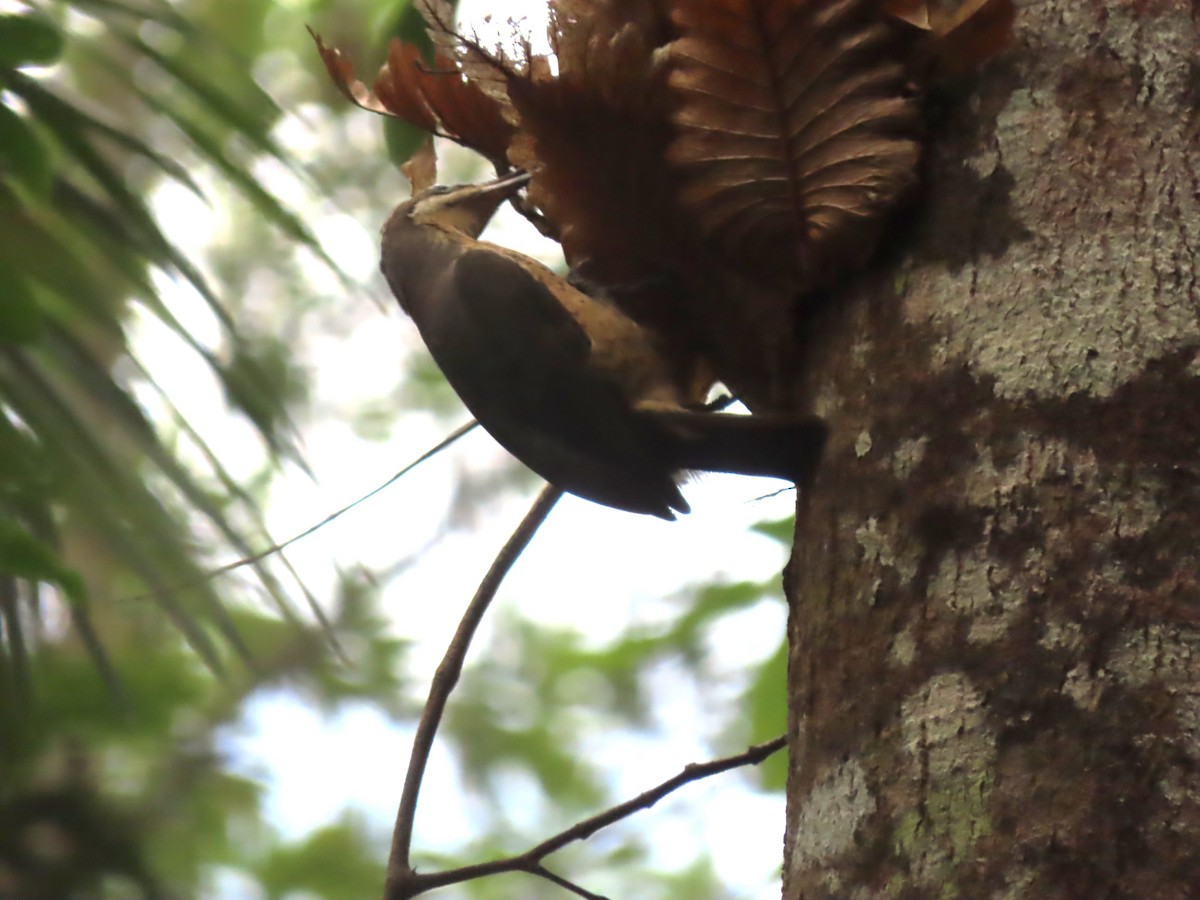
(458, 0), (553, 54)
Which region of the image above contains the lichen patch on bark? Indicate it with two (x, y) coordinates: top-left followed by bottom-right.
(855, 429), (874, 458)
(928, 545), (1036, 644)
(788, 759), (877, 885)
(892, 437), (930, 480)
(893, 674), (996, 888)
(902, 0), (1200, 403)
(1107, 623), (1200, 689)
(854, 515), (920, 604)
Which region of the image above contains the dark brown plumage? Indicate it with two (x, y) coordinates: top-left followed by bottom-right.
(379, 172), (827, 519)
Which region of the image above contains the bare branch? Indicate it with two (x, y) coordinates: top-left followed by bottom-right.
(386, 484), (563, 896)
(524, 734), (787, 861)
(398, 734), (787, 897)
(530, 864), (609, 900)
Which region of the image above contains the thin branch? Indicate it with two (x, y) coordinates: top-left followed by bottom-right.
(752, 485), (796, 503)
(401, 734), (788, 896)
(386, 484), (563, 898)
(525, 734), (787, 858)
(121, 421), (478, 605)
(529, 864), (608, 900)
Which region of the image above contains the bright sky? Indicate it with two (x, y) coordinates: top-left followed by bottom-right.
(133, 3), (798, 896)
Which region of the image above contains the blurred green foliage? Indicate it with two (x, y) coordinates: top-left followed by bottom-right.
(0, 1), (794, 898)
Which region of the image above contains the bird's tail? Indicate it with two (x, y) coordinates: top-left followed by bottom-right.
(648, 410), (829, 486)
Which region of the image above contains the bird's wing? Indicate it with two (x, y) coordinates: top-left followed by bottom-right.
(454, 247), (592, 361)
(451, 248), (638, 443)
(447, 248), (687, 516)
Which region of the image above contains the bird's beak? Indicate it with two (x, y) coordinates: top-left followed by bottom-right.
(479, 169), (533, 196)
(442, 170), (532, 238)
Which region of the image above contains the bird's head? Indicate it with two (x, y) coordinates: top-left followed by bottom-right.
(390, 170), (532, 240)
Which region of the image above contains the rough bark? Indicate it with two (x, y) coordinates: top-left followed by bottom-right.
(783, 2), (1200, 897)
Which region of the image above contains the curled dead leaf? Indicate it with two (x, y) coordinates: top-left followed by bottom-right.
(308, 29), (513, 166)
(505, 3), (685, 283)
(415, 0), (521, 123)
(375, 41), (514, 164)
(308, 27), (395, 117)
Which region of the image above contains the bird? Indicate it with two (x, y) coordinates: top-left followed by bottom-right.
(379, 170), (828, 519)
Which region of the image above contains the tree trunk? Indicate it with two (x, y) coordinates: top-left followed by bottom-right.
(783, 2), (1200, 897)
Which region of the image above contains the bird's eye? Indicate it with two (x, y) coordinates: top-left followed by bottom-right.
(427, 185), (451, 196)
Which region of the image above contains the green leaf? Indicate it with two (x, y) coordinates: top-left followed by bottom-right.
(0, 184), (131, 335)
(0, 14), (64, 68)
(384, 116), (434, 169)
(0, 102), (52, 196)
(743, 639), (788, 791)
(372, 0), (437, 58)
(374, 0), (449, 167)
(116, 30), (284, 160)
(254, 816), (385, 900)
(219, 334), (309, 461)
(5, 71), (238, 330)
(0, 263), (46, 343)
(17, 49), (205, 196)
(751, 515), (796, 546)
(666, 580), (769, 666)
(0, 518), (86, 604)
(66, 0), (193, 32)
(0, 349), (242, 674)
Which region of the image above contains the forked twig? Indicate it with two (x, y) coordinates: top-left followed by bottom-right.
(516, 734), (786, 864)
(386, 484), (564, 897)
(381, 475), (788, 899)
(390, 727), (788, 898)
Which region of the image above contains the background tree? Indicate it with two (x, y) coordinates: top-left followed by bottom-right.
(785, 1), (1200, 895)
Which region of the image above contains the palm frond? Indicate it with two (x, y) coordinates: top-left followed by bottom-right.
(0, 4), (349, 685)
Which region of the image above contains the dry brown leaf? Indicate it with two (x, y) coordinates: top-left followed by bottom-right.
(882, 0), (1016, 78)
(881, 0), (930, 29)
(319, 1), (1014, 410)
(309, 28), (514, 165)
(502, 1), (808, 403)
(371, 40), (441, 132)
(401, 138), (438, 193)
(416, 0), (521, 124)
(378, 42), (515, 164)
(549, 0), (674, 63)
(309, 28), (398, 118)
(925, 0), (1016, 78)
(665, 0), (922, 289)
(505, 1), (684, 283)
